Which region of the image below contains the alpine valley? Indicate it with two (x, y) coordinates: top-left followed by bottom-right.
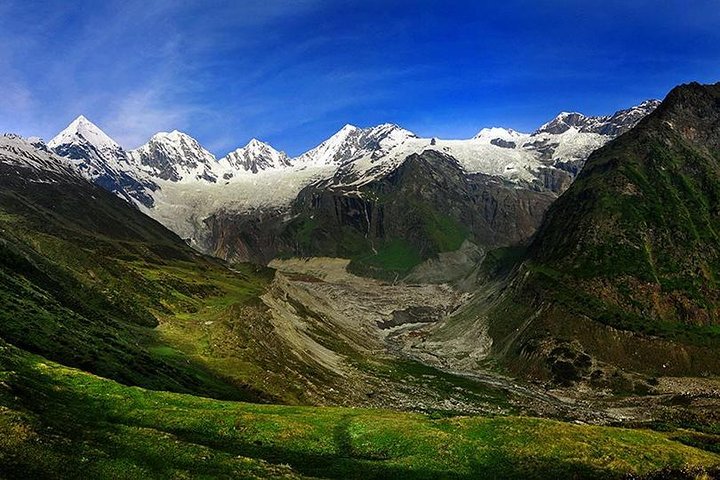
(2, 83), (720, 479)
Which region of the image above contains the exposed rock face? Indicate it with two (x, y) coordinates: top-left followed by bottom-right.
(490, 138), (517, 148)
(128, 130), (219, 183)
(204, 151), (556, 279)
(219, 138), (291, 175)
(204, 210), (287, 265)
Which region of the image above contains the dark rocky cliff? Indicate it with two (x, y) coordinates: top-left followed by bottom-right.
(205, 150), (556, 278)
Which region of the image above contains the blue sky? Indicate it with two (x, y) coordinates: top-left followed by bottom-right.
(1, 0), (719, 156)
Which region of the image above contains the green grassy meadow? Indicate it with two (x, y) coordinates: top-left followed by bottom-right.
(1, 340), (718, 479)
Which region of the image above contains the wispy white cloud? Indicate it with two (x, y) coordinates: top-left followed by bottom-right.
(103, 88), (197, 149)
(0, 0), (328, 147)
(1, 0), (719, 156)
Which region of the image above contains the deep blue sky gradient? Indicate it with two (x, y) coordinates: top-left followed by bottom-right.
(1, 0), (719, 156)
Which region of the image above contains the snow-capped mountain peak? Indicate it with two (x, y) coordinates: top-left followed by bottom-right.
(474, 127), (521, 138)
(0, 133), (80, 183)
(536, 112), (589, 135)
(295, 123), (416, 168)
(47, 116), (158, 207)
(219, 138), (291, 174)
(128, 130), (219, 183)
(338, 124), (360, 134)
(473, 127), (525, 147)
(48, 115), (120, 152)
(365, 123), (417, 143)
(294, 124), (362, 167)
(535, 100), (660, 136)
(48, 115), (130, 173)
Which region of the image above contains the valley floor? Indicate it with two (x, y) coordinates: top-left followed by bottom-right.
(264, 258), (720, 428)
(2, 255), (720, 479)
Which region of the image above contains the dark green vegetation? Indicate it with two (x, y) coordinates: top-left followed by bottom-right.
(307, 153), (553, 280)
(1, 339), (718, 479)
(0, 150), (528, 412)
(482, 82), (720, 381)
(0, 157), (330, 404)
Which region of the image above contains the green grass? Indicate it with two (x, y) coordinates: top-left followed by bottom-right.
(0, 178), (315, 404)
(480, 246), (527, 278)
(350, 239), (423, 279)
(0, 341), (718, 479)
(415, 204), (469, 253)
(361, 359), (514, 414)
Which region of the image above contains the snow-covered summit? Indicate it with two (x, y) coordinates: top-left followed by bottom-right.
(129, 130), (219, 183)
(295, 123), (416, 168)
(0, 134), (80, 182)
(48, 115), (120, 152)
(536, 111), (596, 135)
(536, 99), (661, 136)
(219, 138), (291, 175)
(48, 115), (130, 173)
(294, 124), (361, 167)
(48, 116), (157, 207)
(474, 127), (522, 138)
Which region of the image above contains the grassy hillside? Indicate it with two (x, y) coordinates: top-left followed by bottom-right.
(0, 154), (357, 403)
(529, 87), (720, 339)
(1, 339), (718, 479)
(473, 83), (720, 382)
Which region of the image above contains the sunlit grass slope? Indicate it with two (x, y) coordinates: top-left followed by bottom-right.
(0, 340), (718, 480)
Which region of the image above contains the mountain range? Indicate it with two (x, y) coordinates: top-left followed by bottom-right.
(42, 100), (659, 264)
(4, 85), (720, 478)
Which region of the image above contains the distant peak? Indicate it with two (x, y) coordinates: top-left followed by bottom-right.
(365, 123), (416, 141)
(221, 137), (289, 173)
(535, 111), (590, 135)
(68, 114), (99, 130)
(474, 127), (524, 139)
(48, 115), (119, 150)
(328, 124), (360, 138)
(556, 111), (584, 117)
(373, 122), (401, 129)
(245, 138), (267, 148)
(223, 138), (283, 158)
(151, 130), (193, 141)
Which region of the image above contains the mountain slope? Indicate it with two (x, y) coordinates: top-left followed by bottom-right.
(0, 134), (295, 401)
(530, 83), (720, 328)
(204, 151), (556, 280)
(2, 340), (718, 479)
(478, 82), (720, 383)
